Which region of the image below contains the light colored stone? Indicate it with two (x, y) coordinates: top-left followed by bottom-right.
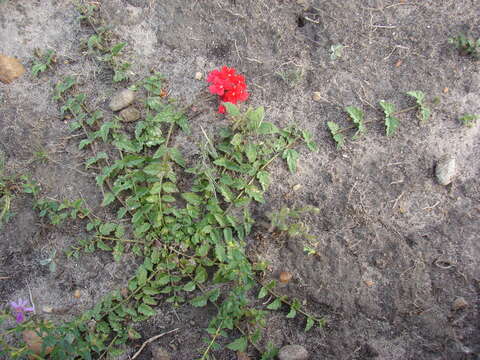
(435, 155), (456, 185)
(0, 54), (25, 84)
(119, 106), (141, 122)
(278, 344), (309, 360)
(312, 92), (322, 102)
(195, 71), (203, 80)
(109, 89), (135, 111)
(452, 297), (468, 311)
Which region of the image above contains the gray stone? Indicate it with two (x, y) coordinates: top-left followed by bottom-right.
(452, 297), (468, 311)
(119, 106), (140, 122)
(278, 344), (309, 360)
(435, 155), (456, 185)
(109, 89), (135, 111)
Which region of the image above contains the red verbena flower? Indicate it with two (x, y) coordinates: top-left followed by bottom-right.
(207, 66), (249, 113)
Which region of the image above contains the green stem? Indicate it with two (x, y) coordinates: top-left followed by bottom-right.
(200, 321), (223, 360)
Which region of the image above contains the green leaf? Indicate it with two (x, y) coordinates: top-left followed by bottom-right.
(247, 106), (265, 129)
(245, 185), (264, 203)
(213, 157), (242, 172)
(99, 222), (117, 235)
(257, 171), (270, 191)
(345, 106), (366, 136)
(183, 281), (196, 292)
(257, 122), (279, 135)
(406, 90), (425, 104)
(110, 42), (126, 56)
(230, 133), (243, 147)
(379, 100), (396, 116)
(283, 149), (299, 174)
(181, 192), (202, 205)
(101, 192), (115, 207)
(196, 243), (210, 257)
(224, 102), (240, 116)
(385, 115), (400, 136)
(245, 143), (257, 163)
(258, 287), (268, 299)
(162, 182), (179, 193)
(136, 266), (148, 286)
(223, 228), (233, 243)
(327, 121), (345, 149)
(286, 307), (297, 318)
(266, 298), (282, 310)
(305, 317), (315, 332)
(420, 106), (431, 122)
(194, 266), (208, 283)
(226, 337), (248, 352)
(143, 162), (163, 176)
(128, 328), (142, 340)
(78, 138), (92, 150)
(96, 240), (112, 251)
(214, 243), (226, 262)
(137, 303), (156, 316)
(190, 295), (207, 307)
(169, 147), (186, 167)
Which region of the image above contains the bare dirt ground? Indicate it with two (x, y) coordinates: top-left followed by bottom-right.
(1, 0), (479, 359)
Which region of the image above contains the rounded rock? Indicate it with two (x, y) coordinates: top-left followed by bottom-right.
(278, 344), (309, 360)
(109, 89), (135, 111)
(120, 106), (141, 122)
(452, 297), (468, 311)
(312, 92), (322, 102)
(195, 71), (203, 80)
(435, 155), (456, 186)
(0, 54), (25, 84)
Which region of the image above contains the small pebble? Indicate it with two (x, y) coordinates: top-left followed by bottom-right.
(120, 106), (141, 122)
(42, 306), (53, 313)
(278, 344), (309, 360)
(292, 184), (302, 192)
(109, 89), (135, 111)
(73, 289), (81, 299)
(435, 155), (456, 186)
(312, 92), (322, 102)
(194, 71), (203, 80)
(279, 271), (293, 284)
(452, 297), (468, 311)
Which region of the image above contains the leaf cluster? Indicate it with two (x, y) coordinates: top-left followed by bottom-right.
(449, 34), (480, 59)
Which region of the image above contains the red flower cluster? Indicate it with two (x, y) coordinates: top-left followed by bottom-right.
(207, 66), (249, 113)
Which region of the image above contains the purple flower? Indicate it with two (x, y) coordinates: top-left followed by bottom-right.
(10, 299), (34, 323)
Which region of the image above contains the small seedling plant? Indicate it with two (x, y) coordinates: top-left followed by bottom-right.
(459, 113), (479, 128)
(327, 90), (433, 148)
(0, 67), (324, 359)
(449, 34), (480, 59)
(31, 49), (56, 77)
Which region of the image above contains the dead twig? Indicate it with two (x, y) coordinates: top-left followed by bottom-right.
(130, 328), (180, 360)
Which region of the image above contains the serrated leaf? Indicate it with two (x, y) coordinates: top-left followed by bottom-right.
(143, 162), (163, 176)
(286, 307), (297, 318)
(257, 171), (270, 191)
(379, 100), (396, 116)
(181, 192), (202, 205)
(99, 222), (117, 235)
(194, 266), (207, 283)
(258, 287), (268, 299)
(247, 106), (265, 129)
(230, 133), (243, 147)
(196, 243), (210, 257)
(128, 328), (142, 340)
(162, 182), (178, 193)
(183, 281), (196, 292)
(214, 243), (226, 262)
(101, 192), (115, 207)
(226, 337), (248, 352)
(245, 184), (264, 203)
(406, 90), (425, 104)
(420, 107), (431, 122)
(78, 138), (92, 150)
(96, 240), (112, 251)
(266, 298), (282, 310)
(190, 295), (207, 307)
(283, 149), (299, 174)
(305, 317), (315, 332)
(257, 122), (279, 135)
(224, 102), (240, 116)
(213, 157), (242, 172)
(137, 303), (156, 316)
(136, 266), (148, 286)
(385, 115), (400, 136)
(110, 42), (126, 56)
(245, 143), (257, 163)
(169, 147), (186, 167)
(345, 106), (366, 136)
